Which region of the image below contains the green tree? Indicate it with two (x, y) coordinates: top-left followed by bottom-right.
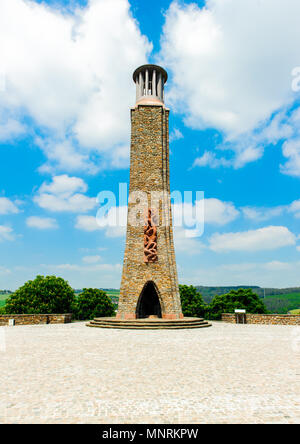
(207, 288), (268, 320)
(4, 275), (75, 314)
(74, 288), (115, 320)
(179, 285), (207, 318)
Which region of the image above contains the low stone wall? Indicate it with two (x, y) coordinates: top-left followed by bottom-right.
(222, 313), (300, 325)
(222, 313), (236, 324)
(0, 313), (72, 326)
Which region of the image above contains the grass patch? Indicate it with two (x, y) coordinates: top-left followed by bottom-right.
(0, 293), (8, 308)
(289, 309), (300, 315)
(105, 290), (120, 296)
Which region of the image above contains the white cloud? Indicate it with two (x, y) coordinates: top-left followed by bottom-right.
(170, 128), (183, 142)
(281, 139), (300, 178)
(259, 111), (293, 143)
(297, 246), (300, 252)
(76, 205), (127, 237)
(82, 255), (101, 264)
(104, 225), (127, 238)
(291, 202), (300, 218)
(172, 198), (239, 229)
(204, 198), (239, 225)
(0, 115), (26, 142)
(38, 174), (87, 195)
(26, 216), (58, 230)
(0, 197), (19, 215)
(263, 260), (293, 271)
(173, 226), (205, 255)
(36, 138), (98, 175)
(193, 110), (297, 170)
(242, 199), (300, 221)
(107, 145), (130, 170)
(35, 192), (96, 213)
(232, 145), (264, 169)
(0, 225), (15, 242)
(193, 151), (231, 169)
(159, 0), (300, 170)
(0, 0), (151, 172)
(76, 215), (100, 232)
(242, 206), (285, 222)
(34, 174), (97, 213)
(209, 226), (296, 252)
(280, 108), (300, 177)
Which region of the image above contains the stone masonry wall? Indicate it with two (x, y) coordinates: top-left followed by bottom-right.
(222, 313), (300, 325)
(0, 314), (72, 326)
(118, 104), (182, 320)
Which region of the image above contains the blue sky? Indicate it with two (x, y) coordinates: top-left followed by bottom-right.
(1, 0), (300, 290)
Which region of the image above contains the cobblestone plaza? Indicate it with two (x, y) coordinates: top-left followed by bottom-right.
(1, 321), (299, 424)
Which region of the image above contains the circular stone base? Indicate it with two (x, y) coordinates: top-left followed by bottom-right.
(86, 317), (212, 330)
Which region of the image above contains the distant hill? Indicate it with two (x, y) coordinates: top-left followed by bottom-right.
(196, 286), (260, 303)
(195, 286), (300, 313)
(196, 285), (300, 302)
(74, 288), (119, 293)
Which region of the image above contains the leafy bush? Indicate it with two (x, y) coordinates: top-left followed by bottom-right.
(74, 288), (115, 320)
(179, 285), (207, 318)
(207, 288), (268, 320)
(4, 275), (75, 314)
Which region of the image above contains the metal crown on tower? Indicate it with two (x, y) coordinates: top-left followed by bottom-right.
(133, 64), (168, 105)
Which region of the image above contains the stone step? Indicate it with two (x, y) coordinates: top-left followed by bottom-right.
(86, 317), (212, 329)
(89, 321), (209, 328)
(86, 322), (211, 330)
(93, 317), (205, 323)
(90, 318), (206, 325)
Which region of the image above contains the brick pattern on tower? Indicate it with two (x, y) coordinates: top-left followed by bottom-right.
(117, 84), (183, 319)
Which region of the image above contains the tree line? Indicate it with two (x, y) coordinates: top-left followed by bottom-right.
(0, 275), (269, 321)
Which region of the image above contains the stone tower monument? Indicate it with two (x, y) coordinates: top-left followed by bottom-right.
(86, 65), (211, 329)
(117, 64), (183, 320)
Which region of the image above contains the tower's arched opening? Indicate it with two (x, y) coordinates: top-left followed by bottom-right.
(136, 281), (162, 319)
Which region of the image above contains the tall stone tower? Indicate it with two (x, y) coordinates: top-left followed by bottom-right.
(117, 64), (183, 320)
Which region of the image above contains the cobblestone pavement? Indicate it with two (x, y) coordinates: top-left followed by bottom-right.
(1, 321), (300, 424)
